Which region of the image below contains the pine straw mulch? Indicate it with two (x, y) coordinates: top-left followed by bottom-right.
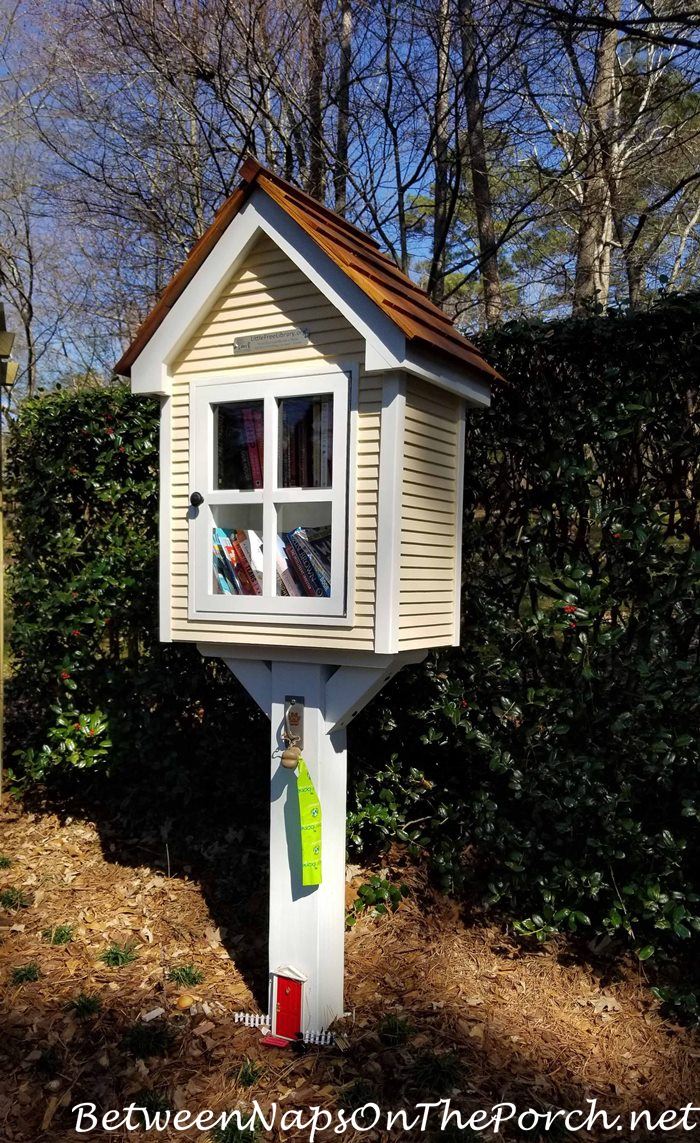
(0, 800), (697, 1143)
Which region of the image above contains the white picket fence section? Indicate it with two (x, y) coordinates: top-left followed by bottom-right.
(302, 1029), (334, 1045)
(233, 1011), (270, 1027)
(231, 1011), (334, 1045)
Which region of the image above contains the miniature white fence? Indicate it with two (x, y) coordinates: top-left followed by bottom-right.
(232, 1011), (334, 1045)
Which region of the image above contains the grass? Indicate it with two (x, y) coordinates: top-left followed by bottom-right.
(42, 923), (74, 945)
(0, 887), (31, 910)
(411, 1050), (462, 1096)
(213, 1120), (260, 1143)
(236, 1057), (264, 1087)
(167, 963), (203, 987)
(378, 1012), (413, 1047)
(0, 855), (12, 869)
(129, 1089), (171, 1127)
(11, 962), (40, 984)
(100, 940), (138, 967)
(122, 1021), (173, 1059)
(66, 993), (102, 1019)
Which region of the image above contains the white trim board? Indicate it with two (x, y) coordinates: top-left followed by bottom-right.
(188, 366), (350, 623)
(374, 374), (405, 654)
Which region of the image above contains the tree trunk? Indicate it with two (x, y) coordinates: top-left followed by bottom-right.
(427, 0), (452, 306)
(307, 0), (325, 199)
(458, 0), (502, 325)
(572, 0), (620, 312)
(333, 0), (352, 216)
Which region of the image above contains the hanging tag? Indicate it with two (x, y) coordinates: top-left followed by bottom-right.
(297, 758), (322, 886)
(284, 696), (304, 750)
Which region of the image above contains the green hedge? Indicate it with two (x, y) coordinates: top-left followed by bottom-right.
(6, 295), (700, 974)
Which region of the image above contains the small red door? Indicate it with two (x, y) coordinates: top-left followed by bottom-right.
(275, 975), (303, 1040)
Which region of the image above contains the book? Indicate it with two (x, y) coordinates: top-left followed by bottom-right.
(298, 413), (308, 487)
(237, 528), (264, 589)
(213, 536), (240, 593)
(213, 526), (261, 596)
(243, 407), (263, 488)
(231, 537), (262, 595)
(312, 398), (321, 487)
(284, 537), (320, 596)
(276, 535), (301, 596)
(287, 530), (327, 596)
(291, 526), (331, 594)
(252, 405), (264, 484)
(320, 398), (332, 486)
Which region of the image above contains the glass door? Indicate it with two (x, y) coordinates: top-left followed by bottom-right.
(190, 369), (349, 619)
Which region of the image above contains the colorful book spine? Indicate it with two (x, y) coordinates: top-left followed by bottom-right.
(252, 406), (264, 483)
(320, 398), (332, 486)
(213, 537), (240, 593)
(231, 538), (262, 595)
(243, 408), (263, 488)
(237, 529), (264, 589)
(298, 417), (308, 487)
(284, 537), (319, 596)
(292, 527), (331, 593)
(276, 536), (301, 596)
(312, 398), (321, 487)
(288, 531), (327, 596)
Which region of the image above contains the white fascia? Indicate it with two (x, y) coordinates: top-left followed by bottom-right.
(129, 190), (405, 395)
(402, 346), (492, 406)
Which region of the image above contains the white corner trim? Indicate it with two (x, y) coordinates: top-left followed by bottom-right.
(374, 374), (405, 654)
(452, 402), (467, 647)
(159, 395), (173, 641)
(402, 347), (492, 406)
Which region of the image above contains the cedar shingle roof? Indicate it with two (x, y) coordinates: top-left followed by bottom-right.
(114, 157), (501, 386)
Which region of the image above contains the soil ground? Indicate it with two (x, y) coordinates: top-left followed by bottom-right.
(0, 800), (697, 1143)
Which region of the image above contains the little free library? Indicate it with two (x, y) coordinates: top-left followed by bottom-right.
(115, 157), (501, 1045)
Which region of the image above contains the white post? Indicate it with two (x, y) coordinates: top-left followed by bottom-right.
(269, 661), (347, 1032)
(218, 650), (425, 1036)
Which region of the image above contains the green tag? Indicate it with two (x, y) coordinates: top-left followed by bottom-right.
(297, 757), (322, 886)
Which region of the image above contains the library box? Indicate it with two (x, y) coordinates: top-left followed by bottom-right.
(115, 159), (501, 663)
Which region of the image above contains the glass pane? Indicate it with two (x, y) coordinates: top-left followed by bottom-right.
(216, 400), (264, 490)
(279, 394), (333, 489)
(276, 502), (332, 598)
(212, 505), (263, 596)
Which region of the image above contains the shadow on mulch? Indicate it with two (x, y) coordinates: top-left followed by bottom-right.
(18, 674), (273, 1010)
(0, 929), (692, 1143)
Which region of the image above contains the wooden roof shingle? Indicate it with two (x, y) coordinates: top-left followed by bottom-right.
(114, 157), (501, 386)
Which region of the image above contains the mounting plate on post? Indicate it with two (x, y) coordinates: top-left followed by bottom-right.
(284, 695), (304, 750)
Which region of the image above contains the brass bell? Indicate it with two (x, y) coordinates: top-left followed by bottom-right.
(280, 745), (301, 769)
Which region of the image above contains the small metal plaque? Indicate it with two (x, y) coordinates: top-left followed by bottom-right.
(233, 327), (310, 355)
(284, 695), (304, 750)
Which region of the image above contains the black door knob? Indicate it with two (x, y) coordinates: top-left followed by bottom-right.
(190, 491), (204, 507)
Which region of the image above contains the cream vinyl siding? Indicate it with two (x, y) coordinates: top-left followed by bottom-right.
(398, 377), (461, 649)
(169, 234), (378, 650)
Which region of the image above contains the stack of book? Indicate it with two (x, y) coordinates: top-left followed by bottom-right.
(281, 396), (332, 488)
(218, 403), (264, 489)
(213, 527), (263, 595)
(277, 525), (331, 597)
(213, 524), (332, 599)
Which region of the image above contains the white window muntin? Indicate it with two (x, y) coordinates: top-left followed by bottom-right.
(190, 368), (349, 619)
